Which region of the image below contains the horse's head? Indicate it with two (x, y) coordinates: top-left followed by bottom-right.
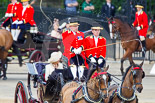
(91, 66), (111, 98)
(147, 22), (155, 35)
(130, 62), (145, 93)
(108, 17), (120, 39)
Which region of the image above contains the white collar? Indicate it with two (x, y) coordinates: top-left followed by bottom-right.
(107, 3), (111, 7)
(23, 4), (29, 8)
(138, 9), (142, 15)
(12, 1), (17, 5)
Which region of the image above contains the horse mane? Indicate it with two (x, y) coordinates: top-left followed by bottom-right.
(113, 16), (133, 29)
(86, 68), (97, 82)
(122, 65), (132, 81)
(122, 64), (141, 81)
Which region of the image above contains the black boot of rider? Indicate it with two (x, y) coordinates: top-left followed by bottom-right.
(141, 40), (146, 52)
(141, 40), (146, 57)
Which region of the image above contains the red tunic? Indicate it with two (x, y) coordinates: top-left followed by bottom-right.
(62, 30), (85, 65)
(5, 2), (23, 22)
(133, 11), (149, 37)
(22, 5), (36, 26)
(85, 35), (106, 59)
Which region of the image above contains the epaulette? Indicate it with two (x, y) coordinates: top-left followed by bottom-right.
(85, 35), (93, 39)
(136, 12), (138, 14)
(141, 11), (143, 15)
(67, 30), (71, 33)
(85, 35), (91, 38)
(16, 2), (19, 4)
(77, 31), (80, 33)
(99, 36), (106, 40)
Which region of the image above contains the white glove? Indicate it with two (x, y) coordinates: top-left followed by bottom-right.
(12, 20), (18, 24)
(17, 21), (24, 24)
(90, 57), (96, 63)
(59, 22), (67, 30)
(72, 48), (78, 54)
(5, 13), (13, 17)
(5, 13), (9, 17)
(136, 26), (141, 30)
(98, 59), (103, 64)
(76, 47), (82, 54)
(8, 13), (13, 17)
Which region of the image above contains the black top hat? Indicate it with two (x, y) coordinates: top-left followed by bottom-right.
(135, 2), (144, 8)
(91, 22), (103, 30)
(68, 18), (80, 26)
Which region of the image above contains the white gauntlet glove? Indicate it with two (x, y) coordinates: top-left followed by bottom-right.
(136, 26), (141, 30)
(98, 59), (103, 64)
(76, 47), (82, 54)
(90, 57), (96, 63)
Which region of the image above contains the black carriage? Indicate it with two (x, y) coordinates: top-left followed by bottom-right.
(14, 62), (66, 103)
(7, 31), (63, 63)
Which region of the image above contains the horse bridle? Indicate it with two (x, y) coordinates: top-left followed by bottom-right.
(130, 66), (145, 86)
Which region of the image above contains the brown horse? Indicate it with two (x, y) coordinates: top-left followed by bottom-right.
(61, 66), (110, 103)
(105, 62), (145, 103)
(0, 29), (13, 80)
(109, 17), (155, 74)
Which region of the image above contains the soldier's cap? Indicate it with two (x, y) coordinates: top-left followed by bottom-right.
(135, 3), (144, 8)
(91, 22), (103, 30)
(21, 0), (30, 2)
(69, 18), (80, 26)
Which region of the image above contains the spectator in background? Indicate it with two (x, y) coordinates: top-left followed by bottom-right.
(82, 0), (94, 14)
(65, 0), (78, 14)
(101, 0), (116, 17)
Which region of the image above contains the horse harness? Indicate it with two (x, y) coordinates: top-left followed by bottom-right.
(109, 66), (145, 102)
(71, 71), (109, 103)
(71, 82), (104, 103)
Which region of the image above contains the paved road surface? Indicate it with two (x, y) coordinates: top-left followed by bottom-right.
(0, 60), (155, 103)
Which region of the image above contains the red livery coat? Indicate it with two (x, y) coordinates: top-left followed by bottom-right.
(5, 2), (23, 22)
(62, 30), (85, 65)
(133, 11), (149, 37)
(22, 5), (36, 25)
(85, 35), (106, 59)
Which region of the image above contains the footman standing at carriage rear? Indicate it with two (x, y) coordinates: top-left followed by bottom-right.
(17, 0), (37, 43)
(62, 18), (85, 81)
(85, 23), (106, 69)
(132, 3), (149, 52)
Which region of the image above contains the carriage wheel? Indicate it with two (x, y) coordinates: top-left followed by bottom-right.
(14, 81), (29, 103)
(29, 50), (45, 63)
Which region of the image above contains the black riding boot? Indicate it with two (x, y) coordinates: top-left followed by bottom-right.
(12, 43), (23, 66)
(141, 40), (146, 51)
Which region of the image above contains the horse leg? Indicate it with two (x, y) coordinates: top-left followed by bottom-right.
(120, 50), (132, 75)
(128, 55), (135, 65)
(2, 59), (7, 80)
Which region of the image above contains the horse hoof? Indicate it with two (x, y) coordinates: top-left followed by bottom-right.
(3, 77), (7, 80)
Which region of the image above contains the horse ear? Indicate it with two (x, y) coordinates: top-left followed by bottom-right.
(140, 61), (144, 68)
(104, 65), (109, 72)
(97, 66), (102, 72)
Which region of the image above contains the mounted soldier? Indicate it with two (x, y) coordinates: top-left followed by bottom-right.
(62, 18), (85, 81)
(132, 3), (149, 52)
